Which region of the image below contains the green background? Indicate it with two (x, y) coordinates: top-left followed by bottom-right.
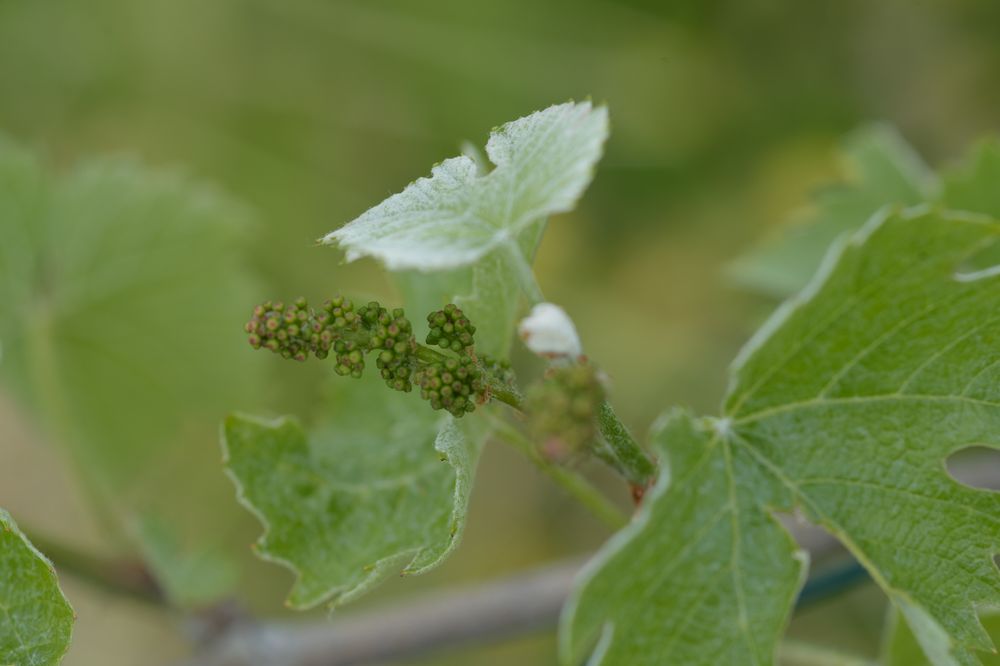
(1, 1), (998, 663)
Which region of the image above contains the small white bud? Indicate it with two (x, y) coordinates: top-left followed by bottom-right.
(518, 303), (582, 359)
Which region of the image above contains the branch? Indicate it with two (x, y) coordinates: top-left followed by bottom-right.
(177, 553), (851, 666)
(25, 529), (164, 605)
(177, 560), (580, 666)
(177, 456), (999, 666)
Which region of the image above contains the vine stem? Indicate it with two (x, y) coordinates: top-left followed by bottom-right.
(179, 542), (880, 666)
(484, 374), (524, 413)
(499, 239), (657, 487)
(485, 413), (628, 530)
(482, 375), (656, 489)
(594, 402), (657, 488)
(22, 527), (164, 605)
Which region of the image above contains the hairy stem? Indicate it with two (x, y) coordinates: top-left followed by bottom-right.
(483, 374), (524, 412)
(487, 414), (628, 529)
(480, 371), (657, 488)
(593, 402), (657, 487)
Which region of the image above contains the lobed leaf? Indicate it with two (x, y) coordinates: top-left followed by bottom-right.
(0, 137), (260, 605)
(323, 101), (608, 271)
(563, 208), (1000, 665)
(222, 374), (483, 608)
(222, 104), (600, 608)
(561, 409), (805, 665)
(0, 509), (74, 666)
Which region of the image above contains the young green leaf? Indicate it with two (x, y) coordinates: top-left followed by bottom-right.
(323, 101), (608, 271)
(729, 126), (936, 297)
(0, 509), (74, 666)
(222, 374), (483, 608)
(0, 137), (260, 605)
(563, 208), (1000, 666)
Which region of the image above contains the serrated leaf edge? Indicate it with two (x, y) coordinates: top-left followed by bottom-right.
(557, 410), (810, 665)
(220, 412), (478, 610)
(723, 204), (1000, 664)
(0, 509), (75, 666)
(321, 101), (609, 271)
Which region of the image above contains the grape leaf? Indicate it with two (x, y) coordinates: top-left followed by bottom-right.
(222, 374), (483, 609)
(0, 509), (74, 666)
(728, 126), (937, 297)
(0, 137), (260, 604)
(561, 408), (806, 665)
(563, 208), (1000, 666)
(322, 101), (608, 271)
(221, 105), (592, 608)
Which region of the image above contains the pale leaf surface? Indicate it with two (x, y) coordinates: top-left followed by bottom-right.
(223, 375), (482, 609)
(324, 102), (608, 271)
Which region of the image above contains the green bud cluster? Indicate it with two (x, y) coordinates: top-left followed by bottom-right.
(415, 356), (485, 417)
(245, 298), (313, 362)
(310, 296), (365, 376)
(311, 296), (361, 360)
(526, 363), (605, 458)
(425, 304), (476, 353)
(357, 302), (417, 392)
(247, 297), (495, 418)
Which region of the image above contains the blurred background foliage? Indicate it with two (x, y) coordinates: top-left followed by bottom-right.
(1, 0), (999, 664)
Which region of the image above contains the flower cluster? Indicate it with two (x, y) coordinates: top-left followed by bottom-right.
(314, 297), (366, 376)
(246, 296), (417, 383)
(526, 363), (605, 459)
(246, 297), (493, 417)
(425, 304), (476, 353)
(358, 302), (416, 392)
(245, 298), (313, 362)
(415, 356), (486, 418)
